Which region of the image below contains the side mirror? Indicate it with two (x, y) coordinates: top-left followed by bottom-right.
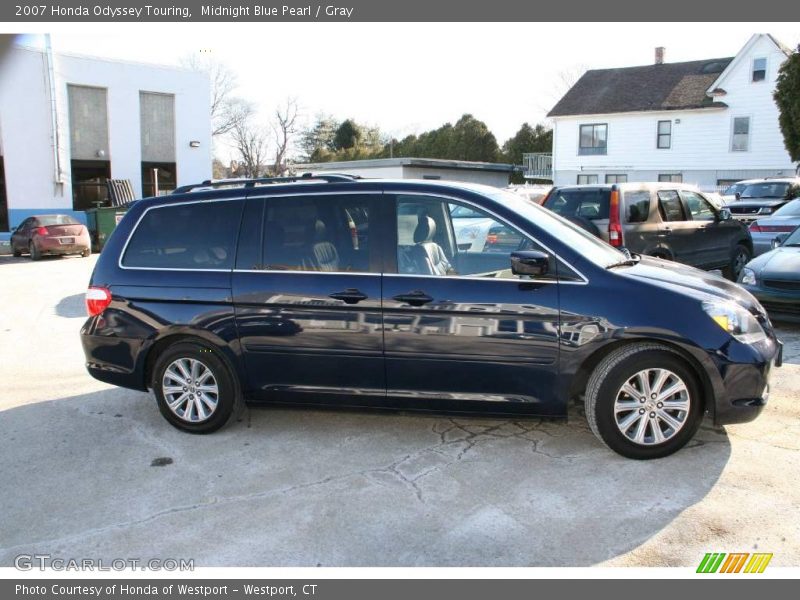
(735, 192), (741, 201)
(511, 250), (550, 277)
(718, 208), (732, 221)
(772, 234), (788, 249)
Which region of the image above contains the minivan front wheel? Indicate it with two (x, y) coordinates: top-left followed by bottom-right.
(152, 342), (238, 433)
(585, 343), (703, 459)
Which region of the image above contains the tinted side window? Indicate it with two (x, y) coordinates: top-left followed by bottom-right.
(260, 195), (374, 273)
(657, 191), (686, 222)
(624, 191), (651, 223)
(123, 200), (243, 269)
(681, 191), (716, 221)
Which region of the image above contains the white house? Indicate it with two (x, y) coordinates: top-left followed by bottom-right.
(0, 40), (212, 236)
(546, 34), (797, 189)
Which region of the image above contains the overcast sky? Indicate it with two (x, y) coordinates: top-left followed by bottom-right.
(13, 23), (800, 160)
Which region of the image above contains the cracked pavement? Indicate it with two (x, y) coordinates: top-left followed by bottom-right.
(1, 254), (798, 567)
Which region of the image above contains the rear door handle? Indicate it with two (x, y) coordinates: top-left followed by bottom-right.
(392, 290), (434, 306)
(328, 288), (368, 304)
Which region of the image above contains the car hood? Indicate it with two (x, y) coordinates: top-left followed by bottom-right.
(747, 246), (800, 280)
(619, 256), (761, 311)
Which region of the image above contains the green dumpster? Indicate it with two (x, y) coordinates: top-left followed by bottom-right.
(85, 205), (129, 252)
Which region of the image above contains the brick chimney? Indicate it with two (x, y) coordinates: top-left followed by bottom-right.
(655, 47), (665, 65)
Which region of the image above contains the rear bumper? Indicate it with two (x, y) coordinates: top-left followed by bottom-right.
(80, 320), (148, 391)
(37, 234), (90, 254)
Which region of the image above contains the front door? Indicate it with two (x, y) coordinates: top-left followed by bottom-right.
(681, 190), (735, 268)
(382, 193), (562, 415)
(232, 192), (385, 403)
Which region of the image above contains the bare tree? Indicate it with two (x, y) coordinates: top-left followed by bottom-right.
(231, 114), (269, 178)
(536, 63), (589, 114)
(181, 53), (249, 137)
(271, 97), (300, 176)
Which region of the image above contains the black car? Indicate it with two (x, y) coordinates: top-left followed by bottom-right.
(739, 225), (800, 323)
(81, 175), (782, 459)
(542, 183), (752, 280)
(726, 178), (800, 223)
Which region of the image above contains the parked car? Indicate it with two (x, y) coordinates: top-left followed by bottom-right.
(542, 183), (752, 280)
(725, 178), (800, 222)
(747, 199), (800, 256)
(82, 174), (782, 459)
(739, 225), (800, 323)
(11, 214), (91, 260)
(721, 179), (760, 204)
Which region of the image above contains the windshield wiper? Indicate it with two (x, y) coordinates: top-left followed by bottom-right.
(606, 256), (641, 269)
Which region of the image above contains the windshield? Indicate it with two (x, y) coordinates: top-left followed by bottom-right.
(783, 226), (800, 246)
(773, 199), (800, 217)
(488, 189), (625, 267)
(723, 183), (746, 196)
(741, 182), (790, 199)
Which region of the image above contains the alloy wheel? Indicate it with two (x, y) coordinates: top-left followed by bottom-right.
(613, 368), (691, 446)
(161, 358), (219, 423)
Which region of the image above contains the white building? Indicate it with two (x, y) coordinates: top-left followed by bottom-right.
(297, 157), (515, 187)
(546, 34), (797, 189)
(0, 41), (211, 236)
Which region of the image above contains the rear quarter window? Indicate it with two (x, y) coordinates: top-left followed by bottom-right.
(122, 200), (243, 269)
(544, 189), (610, 220)
(624, 191), (651, 223)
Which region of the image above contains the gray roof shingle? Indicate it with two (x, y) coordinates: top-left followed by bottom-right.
(547, 57), (734, 117)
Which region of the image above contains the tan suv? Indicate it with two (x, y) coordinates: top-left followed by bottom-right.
(543, 182), (753, 280)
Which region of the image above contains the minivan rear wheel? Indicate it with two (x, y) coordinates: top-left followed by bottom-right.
(585, 343), (703, 459)
(152, 342), (238, 433)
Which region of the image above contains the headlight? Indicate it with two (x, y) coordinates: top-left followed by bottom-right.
(740, 267), (757, 286)
(702, 300), (766, 344)
(758, 207), (773, 214)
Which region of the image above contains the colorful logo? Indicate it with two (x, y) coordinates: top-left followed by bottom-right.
(697, 552), (773, 573)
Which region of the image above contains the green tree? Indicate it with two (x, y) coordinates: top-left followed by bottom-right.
(333, 119), (362, 151)
(299, 114), (340, 162)
(774, 45), (800, 164)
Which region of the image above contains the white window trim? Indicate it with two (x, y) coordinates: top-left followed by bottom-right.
(751, 56), (767, 83)
(730, 115), (752, 153)
(656, 120), (672, 150)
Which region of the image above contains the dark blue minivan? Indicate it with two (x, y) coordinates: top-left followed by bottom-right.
(81, 175), (782, 459)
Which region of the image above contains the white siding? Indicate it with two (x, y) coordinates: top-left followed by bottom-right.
(551, 34), (796, 186)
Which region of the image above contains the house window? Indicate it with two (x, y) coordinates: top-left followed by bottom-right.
(577, 174), (599, 185)
(731, 117), (750, 152)
(605, 174), (627, 183)
(658, 174), (683, 183)
(752, 57), (767, 82)
(657, 120), (672, 149)
(578, 124), (607, 155)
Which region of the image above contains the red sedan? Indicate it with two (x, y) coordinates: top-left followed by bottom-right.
(11, 214), (91, 260)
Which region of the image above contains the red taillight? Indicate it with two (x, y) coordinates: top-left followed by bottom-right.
(749, 222), (762, 233)
(86, 286), (112, 317)
(36, 226), (48, 236)
(608, 189), (623, 247)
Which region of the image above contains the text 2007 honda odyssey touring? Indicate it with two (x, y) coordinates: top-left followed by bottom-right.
(81, 175), (782, 459)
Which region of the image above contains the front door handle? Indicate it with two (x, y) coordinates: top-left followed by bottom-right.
(329, 288), (368, 304)
(392, 290), (434, 306)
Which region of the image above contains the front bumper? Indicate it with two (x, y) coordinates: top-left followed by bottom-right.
(710, 334), (782, 426)
(741, 283), (800, 323)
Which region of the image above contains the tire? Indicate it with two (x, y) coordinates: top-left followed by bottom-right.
(29, 242), (41, 261)
(585, 343), (704, 459)
(152, 341), (239, 434)
(81, 247), (92, 258)
(723, 244), (751, 281)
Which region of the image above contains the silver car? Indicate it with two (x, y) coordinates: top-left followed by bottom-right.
(749, 198), (800, 255)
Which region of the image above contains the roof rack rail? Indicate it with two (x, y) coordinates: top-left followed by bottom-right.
(172, 172), (360, 194)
